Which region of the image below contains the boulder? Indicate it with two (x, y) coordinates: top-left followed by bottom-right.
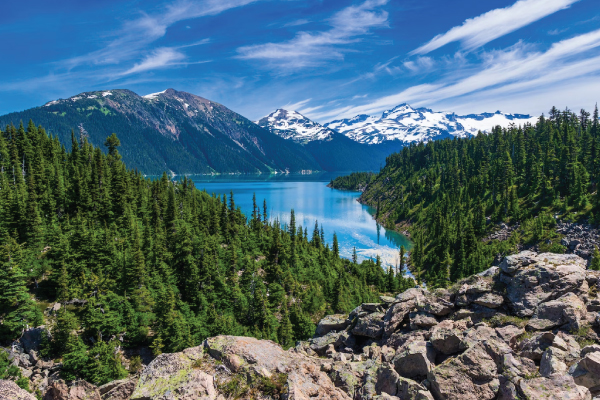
(581, 344), (600, 358)
(540, 347), (568, 377)
(499, 251), (538, 275)
(383, 301), (415, 337)
(393, 340), (436, 380)
(428, 343), (499, 400)
(352, 312), (385, 339)
(517, 332), (555, 361)
(0, 380), (36, 400)
(20, 326), (46, 353)
(99, 378), (138, 400)
(44, 380), (101, 400)
(203, 336), (350, 400)
(502, 252), (588, 317)
(527, 293), (587, 331)
(409, 312), (438, 330)
(570, 351), (600, 390)
(430, 321), (462, 355)
(316, 314), (350, 336)
(310, 331), (344, 354)
(471, 292), (504, 308)
(416, 297), (454, 317)
(518, 373), (591, 400)
(495, 325), (524, 347)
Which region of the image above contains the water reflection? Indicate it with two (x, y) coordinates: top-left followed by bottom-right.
(186, 174), (412, 268)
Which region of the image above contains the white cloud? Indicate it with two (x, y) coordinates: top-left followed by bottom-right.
(310, 28), (600, 121)
(411, 0), (580, 55)
(122, 48), (186, 75)
(61, 0), (259, 73)
(237, 0), (389, 69)
(283, 98), (312, 111)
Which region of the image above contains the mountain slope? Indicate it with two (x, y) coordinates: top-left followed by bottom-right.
(258, 109), (402, 171)
(325, 104), (538, 144)
(0, 89), (320, 174)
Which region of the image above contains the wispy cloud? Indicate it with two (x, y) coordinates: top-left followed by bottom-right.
(237, 0), (389, 70)
(311, 28), (600, 121)
(61, 0), (258, 74)
(411, 0), (580, 55)
(283, 98), (312, 110)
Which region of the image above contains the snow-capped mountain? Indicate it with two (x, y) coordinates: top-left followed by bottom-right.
(324, 104), (538, 144)
(256, 109), (334, 142)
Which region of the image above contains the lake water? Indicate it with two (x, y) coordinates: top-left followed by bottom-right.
(188, 173), (411, 268)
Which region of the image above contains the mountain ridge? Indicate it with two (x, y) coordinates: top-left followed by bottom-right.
(0, 88), (321, 174)
(258, 103), (538, 145)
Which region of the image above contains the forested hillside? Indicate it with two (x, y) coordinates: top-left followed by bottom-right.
(345, 106), (600, 288)
(0, 120), (414, 386)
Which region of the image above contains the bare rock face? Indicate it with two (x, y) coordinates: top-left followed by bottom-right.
(44, 380), (101, 400)
(0, 380), (36, 400)
(428, 343), (499, 400)
(569, 351), (600, 390)
(501, 252), (588, 317)
(393, 340), (436, 380)
(518, 373), (591, 400)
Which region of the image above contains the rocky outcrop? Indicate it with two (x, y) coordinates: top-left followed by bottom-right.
(28, 251), (600, 400)
(0, 380), (36, 400)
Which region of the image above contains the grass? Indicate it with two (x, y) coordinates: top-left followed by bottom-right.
(483, 315), (529, 328)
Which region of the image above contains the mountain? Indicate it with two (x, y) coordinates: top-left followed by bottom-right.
(257, 109), (403, 171)
(324, 103), (539, 144)
(0, 89), (321, 174)
(256, 109), (334, 143)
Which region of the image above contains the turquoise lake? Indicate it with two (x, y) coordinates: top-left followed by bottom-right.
(187, 173), (411, 268)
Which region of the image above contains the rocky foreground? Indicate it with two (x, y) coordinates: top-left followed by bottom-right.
(3, 251), (600, 400)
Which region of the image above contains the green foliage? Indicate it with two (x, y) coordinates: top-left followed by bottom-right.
(0, 120), (390, 383)
(329, 172), (375, 191)
(0, 350), (30, 391)
(355, 106), (600, 288)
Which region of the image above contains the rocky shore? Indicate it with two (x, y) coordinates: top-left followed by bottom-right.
(3, 251), (600, 399)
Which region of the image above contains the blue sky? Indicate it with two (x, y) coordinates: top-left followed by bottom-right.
(1, 0), (600, 122)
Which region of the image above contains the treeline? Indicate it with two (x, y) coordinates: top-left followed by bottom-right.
(0, 121), (412, 386)
(357, 106), (600, 288)
(329, 172), (375, 191)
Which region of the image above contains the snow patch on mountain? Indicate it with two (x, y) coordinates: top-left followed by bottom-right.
(256, 109), (334, 142)
(143, 90), (167, 100)
(324, 104), (538, 144)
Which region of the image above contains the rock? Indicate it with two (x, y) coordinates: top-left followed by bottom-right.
(383, 301), (415, 337)
(416, 296), (454, 317)
(527, 292), (587, 331)
(499, 352), (537, 380)
(44, 380), (101, 400)
(396, 288), (427, 303)
(310, 331), (344, 354)
(518, 332), (555, 361)
(540, 347), (568, 377)
(409, 312), (438, 330)
(495, 325), (524, 347)
(499, 251), (538, 275)
(430, 321), (462, 355)
(570, 351), (600, 390)
(362, 303), (383, 313)
(581, 345), (600, 358)
(0, 380), (36, 400)
(352, 312), (385, 339)
(316, 314), (350, 336)
(203, 336), (350, 400)
(428, 343), (499, 400)
(393, 340), (436, 380)
(518, 373), (591, 400)
(379, 296), (397, 305)
(100, 378), (137, 400)
(477, 266), (499, 277)
(502, 252), (588, 317)
(471, 292), (504, 308)
(20, 326), (46, 353)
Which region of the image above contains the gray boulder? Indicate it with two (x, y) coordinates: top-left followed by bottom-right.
(316, 314), (350, 336)
(353, 312), (385, 339)
(0, 380), (35, 400)
(393, 340), (436, 379)
(518, 373), (591, 400)
(570, 351), (600, 390)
